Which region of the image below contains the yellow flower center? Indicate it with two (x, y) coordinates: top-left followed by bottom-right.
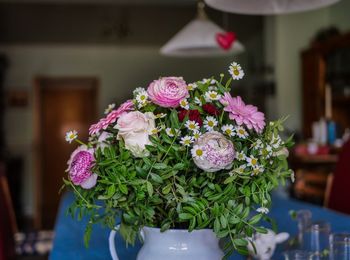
(140, 95), (146, 100)
(210, 93), (217, 99)
(184, 140), (191, 145)
(233, 67), (240, 76)
(196, 149), (203, 156)
(225, 129), (232, 135)
(189, 124), (195, 129)
(208, 121), (214, 127)
(239, 129), (245, 135)
(251, 159), (257, 165)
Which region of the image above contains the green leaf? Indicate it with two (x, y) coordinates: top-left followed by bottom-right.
(146, 181), (153, 196)
(179, 213), (193, 220)
(169, 109), (180, 129)
(107, 185), (116, 197)
(255, 226), (268, 234)
(233, 238), (248, 247)
(119, 184), (128, 195)
(153, 163), (168, 170)
(150, 173), (163, 183)
(161, 184), (172, 194)
(220, 215), (227, 229)
(249, 214), (262, 225)
(214, 218), (221, 233)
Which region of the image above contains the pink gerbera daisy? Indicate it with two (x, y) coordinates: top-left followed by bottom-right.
(220, 93), (265, 133)
(88, 100), (134, 135)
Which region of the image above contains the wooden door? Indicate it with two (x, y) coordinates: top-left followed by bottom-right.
(34, 77), (98, 228)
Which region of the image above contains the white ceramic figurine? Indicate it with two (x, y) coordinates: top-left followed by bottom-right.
(247, 229), (289, 260)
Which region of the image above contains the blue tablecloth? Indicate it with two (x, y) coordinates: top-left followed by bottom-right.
(50, 192), (350, 260)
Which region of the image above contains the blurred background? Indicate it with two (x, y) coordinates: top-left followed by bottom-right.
(1, 0), (350, 258)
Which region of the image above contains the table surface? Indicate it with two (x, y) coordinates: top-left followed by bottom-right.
(50, 191), (350, 260)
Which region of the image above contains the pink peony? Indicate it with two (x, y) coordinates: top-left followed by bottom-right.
(147, 77), (189, 108)
(67, 146), (97, 189)
(220, 93), (265, 133)
(88, 100), (134, 135)
(192, 131), (235, 172)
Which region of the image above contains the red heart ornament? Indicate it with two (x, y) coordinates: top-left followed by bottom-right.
(216, 32), (236, 50)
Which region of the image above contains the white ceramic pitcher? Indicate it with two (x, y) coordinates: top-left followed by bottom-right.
(109, 226), (224, 260)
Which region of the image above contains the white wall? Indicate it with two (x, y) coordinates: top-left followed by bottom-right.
(268, 0), (350, 132)
(1, 45), (239, 215)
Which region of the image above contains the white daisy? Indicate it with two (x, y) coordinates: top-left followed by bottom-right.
(271, 134), (283, 149)
(228, 62), (245, 80)
(133, 87), (146, 95)
(149, 127), (159, 135)
(187, 83), (198, 91)
(179, 98), (189, 110)
(165, 128), (180, 137)
(192, 130), (201, 140)
(246, 155), (259, 168)
(180, 135), (194, 146)
(201, 78), (216, 85)
(290, 170), (295, 183)
(194, 97), (202, 106)
(252, 165), (264, 175)
(104, 103), (115, 114)
(208, 85), (218, 91)
(259, 145), (273, 158)
(185, 120), (200, 131)
(65, 130), (78, 143)
(256, 207), (269, 214)
(155, 113), (167, 119)
(235, 126), (249, 139)
(221, 124), (235, 136)
(191, 145), (206, 160)
(251, 139), (263, 149)
(236, 151), (246, 161)
(230, 164), (247, 176)
(135, 90), (149, 108)
(204, 91), (222, 102)
(203, 116), (218, 131)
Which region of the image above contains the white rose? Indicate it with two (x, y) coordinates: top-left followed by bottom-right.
(115, 111), (155, 157)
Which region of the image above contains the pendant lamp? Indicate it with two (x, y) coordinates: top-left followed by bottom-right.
(204, 0), (340, 15)
(160, 2), (245, 57)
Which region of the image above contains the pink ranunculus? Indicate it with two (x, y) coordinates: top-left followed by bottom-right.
(220, 93), (265, 133)
(67, 146), (97, 189)
(147, 77), (189, 108)
(193, 131), (235, 172)
(88, 100), (134, 135)
(115, 111), (155, 157)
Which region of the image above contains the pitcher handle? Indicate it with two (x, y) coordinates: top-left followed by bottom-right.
(109, 225), (145, 260)
(109, 225), (120, 260)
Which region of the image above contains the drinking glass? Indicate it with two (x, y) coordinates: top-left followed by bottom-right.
(296, 210), (312, 246)
(330, 233), (350, 260)
(302, 221), (331, 259)
(283, 250), (312, 260)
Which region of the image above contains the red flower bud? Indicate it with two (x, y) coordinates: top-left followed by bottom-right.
(202, 104), (219, 116)
(178, 109), (203, 126)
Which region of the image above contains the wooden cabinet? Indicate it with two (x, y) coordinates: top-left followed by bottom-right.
(301, 32), (350, 138)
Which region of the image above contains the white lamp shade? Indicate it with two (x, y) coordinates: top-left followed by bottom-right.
(204, 0), (340, 15)
(160, 18), (245, 57)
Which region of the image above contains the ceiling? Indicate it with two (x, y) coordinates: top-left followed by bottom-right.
(0, 0), (196, 5)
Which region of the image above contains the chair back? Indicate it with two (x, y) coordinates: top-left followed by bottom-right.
(0, 162), (16, 260)
(328, 140), (350, 214)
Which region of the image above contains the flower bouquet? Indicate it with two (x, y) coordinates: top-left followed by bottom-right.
(64, 62), (293, 258)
